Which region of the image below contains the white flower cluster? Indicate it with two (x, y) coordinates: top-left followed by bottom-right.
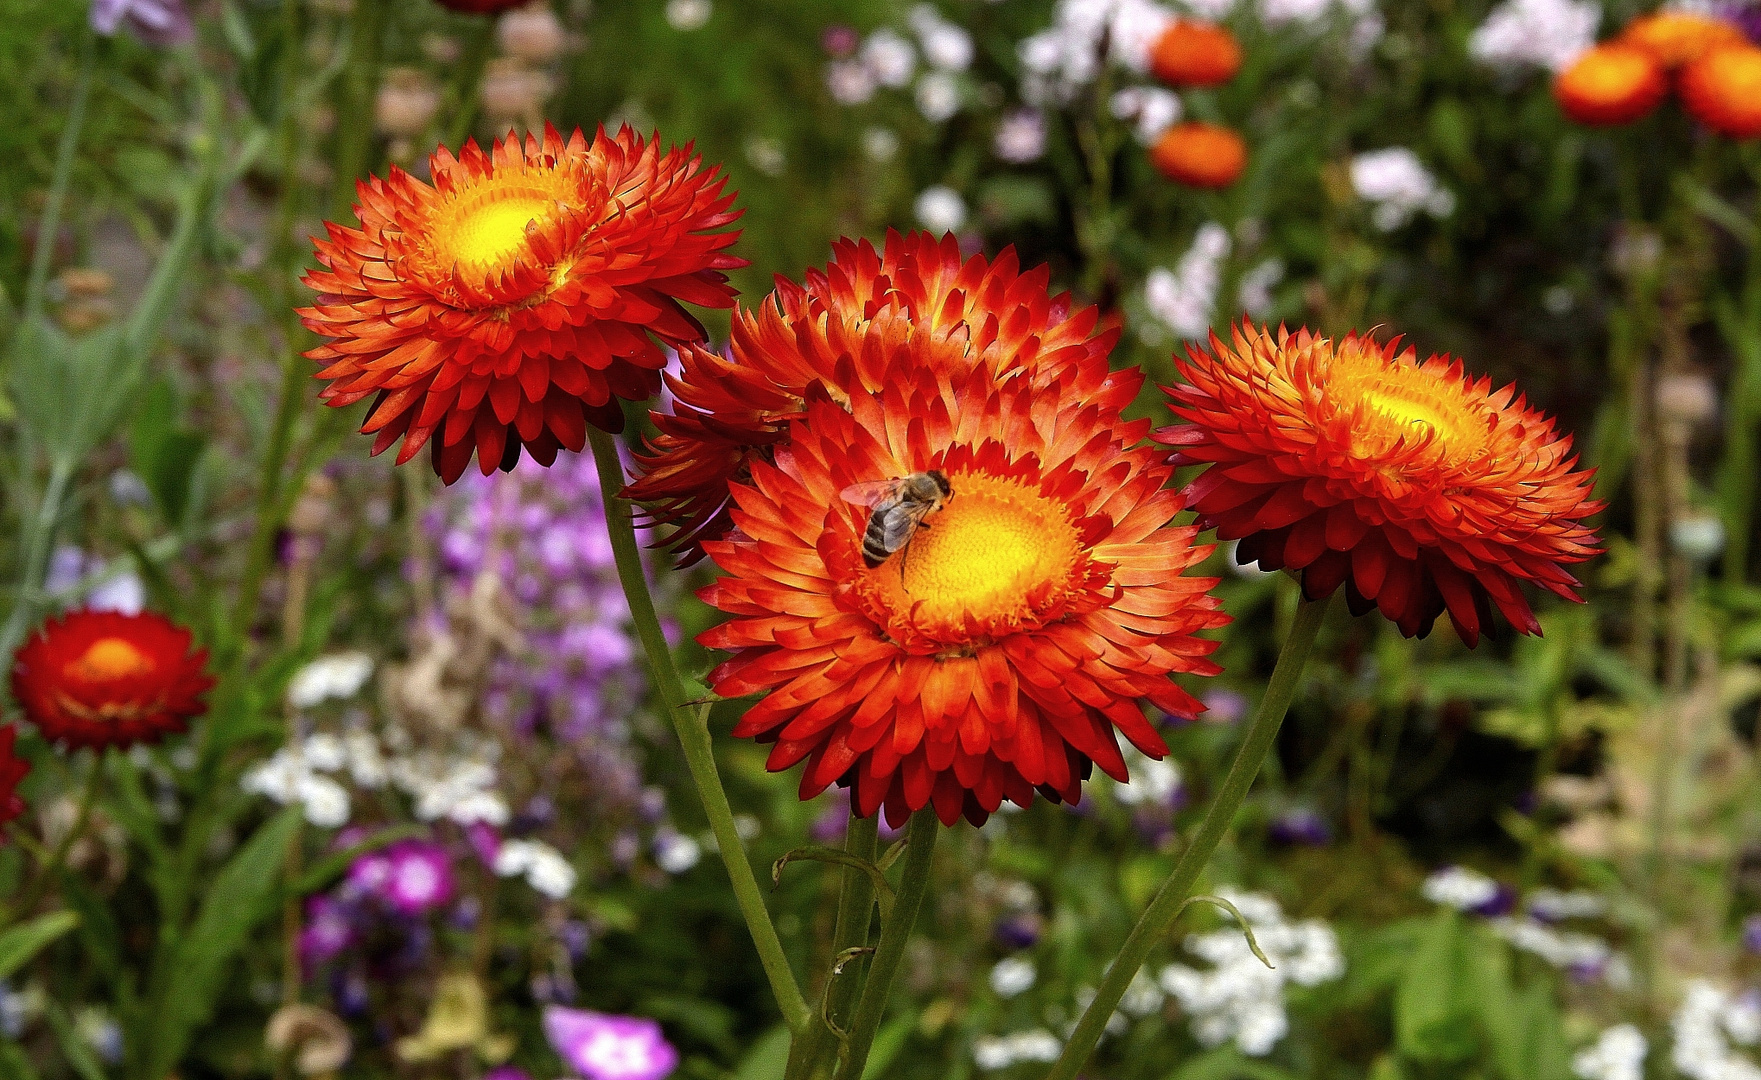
(385, 737), (511, 827)
(1145, 223), (1231, 341)
(1675, 982), (1761, 1080)
(1573, 1024), (1647, 1080)
(493, 838), (578, 900)
(1487, 917), (1628, 986)
(1256, 0), (1384, 54)
(242, 733), (365, 828)
(286, 652), (374, 710)
(1420, 865), (1500, 911)
(1018, 0), (1175, 106)
(1109, 85), (1182, 144)
(1469, 0), (1601, 73)
(1112, 749), (1181, 807)
(1527, 888), (1608, 921)
(1237, 257), (1285, 317)
(1349, 148), (1456, 232)
(973, 1029), (1063, 1070)
(989, 957), (1038, 998)
(47, 546), (143, 615)
(827, 4), (973, 122)
(1158, 889), (1344, 1057)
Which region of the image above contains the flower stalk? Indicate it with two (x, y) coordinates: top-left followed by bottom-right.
(786, 813), (881, 1080)
(833, 811), (937, 1080)
(1044, 593), (1330, 1080)
(587, 427), (811, 1033)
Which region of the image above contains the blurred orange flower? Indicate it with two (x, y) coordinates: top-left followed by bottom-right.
(1157, 324), (1602, 645)
(1149, 122), (1248, 188)
(12, 610), (216, 750)
(1149, 20), (1243, 88)
(1681, 45), (1761, 139)
(627, 231), (1133, 564)
(301, 126), (743, 483)
(1619, 11), (1746, 69)
(1554, 44), (1668, 126)
(698, 366), (1227, 827)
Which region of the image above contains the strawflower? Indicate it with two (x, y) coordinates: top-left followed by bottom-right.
(1148, 19), (1243, 87)
(11, 609), (215, 749)
(1149, 122), (1248, 188)
(1157, 324), (1601, 645)
(301, 125), (743, 483)
(1553, 44), (1668, 126)
(627, 230), (1132, 565)
(697, 362), (1227, 827)
(1619, 10), (1746, 69)
(1681, 44), (1761, 138)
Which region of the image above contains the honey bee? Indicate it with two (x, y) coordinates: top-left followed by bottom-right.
(841, 470), (953, 577)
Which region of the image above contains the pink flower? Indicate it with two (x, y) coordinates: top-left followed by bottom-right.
(346, 840), (455, 915)
(544, 1007), (679, 1080)
(89, 0), (191, 46)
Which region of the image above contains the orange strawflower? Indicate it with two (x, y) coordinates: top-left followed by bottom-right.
(1149, 20), (1243, 88)
(1681, 45), (1761, 139)
(1149, 123), (1248, 189)
(1553, 44), (1668, 126)
(698, 366), (1227, 827)
(12, 609), (216, 750)
(301, 125), (744, 484)
(1619, 10), (1746, 69)
(1156, 325), (1602, 646)
(627, 231), (1133, 564)
(0, 726), (29, 830)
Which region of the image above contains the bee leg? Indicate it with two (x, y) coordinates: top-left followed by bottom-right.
(899, 541), (911, 593)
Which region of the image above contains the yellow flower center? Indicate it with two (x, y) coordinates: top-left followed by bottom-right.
(858, 471), (1087, 643)
(424, 170), (575, 283)
(69, 637), (154, 682)
(1328, 343), (1487, 465)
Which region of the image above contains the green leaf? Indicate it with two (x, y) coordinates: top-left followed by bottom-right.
(0, 1039), (43, 1080)
(57, 875), (123, 982)
(6, 316), (142, 467)
(144, 807), (301, 1080)
(1394, 911), (1478, 1064)
(734, 1026), (792, 1080)
(861, 1014), (914, 1079)
(43, 1002), (106, 1080)
(128, 378), (207, 527)
(1168, 1045), (1302, 1080)
(0, 911), (79, 981)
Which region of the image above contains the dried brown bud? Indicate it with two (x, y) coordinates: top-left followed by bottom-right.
(266, 1004), (352, 1075)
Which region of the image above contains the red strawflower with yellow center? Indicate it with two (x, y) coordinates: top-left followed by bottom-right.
(697, 365), (1228, 827)
(1156, 324), (1602, 646)
(1619, 10), (1746, 69)
(1681, 44), (1761, 138)
(1149, 122), (1248, 189)
(0, 726), (30, 829)
(1149, 19), (1243, 88)
(11, 609), (217, 750)
(627, 230), (1133, 564)
(301, 125), (744, 484)
(1554, 44), (1668, 126)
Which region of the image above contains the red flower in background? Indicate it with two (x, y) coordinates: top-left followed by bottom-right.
(1157, 324), (1602, 645)
(626, 231), (1134, 564)
(0, 726), (30, 829)
(301, 126), (743, 483)
(1681, 45), (1761, 138)
(699, 365), (1226, 827)
(12, 609), (216, 750)
(1149, 20), (1243, 88)
(1553, 43), (1668, 125)
(1149, 122), (1248, 188)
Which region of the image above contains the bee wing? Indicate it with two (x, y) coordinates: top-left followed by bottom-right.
(875, 507), (924, 553)
(839, 480), (899, 507)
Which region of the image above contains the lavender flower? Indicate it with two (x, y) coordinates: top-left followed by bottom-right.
(90, 0), (192, 47)
(300, 895), (358, 970)
(544, 1007), (680, 1080)
(1268, 807), (1333, 847)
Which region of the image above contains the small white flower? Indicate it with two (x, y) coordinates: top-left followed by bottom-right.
(1469, 0), (1601, 73)
(863, 29), (917, 88)
(826, 60), (877, 105)
(494, 838), (578, 899)
(1526, 888), (1607, 921)
(1421, 865), (1500, 911)
(1145, 222), (1232, 341)
(1238, 258), (1285, 316)
(302, 733), (347, 773)
(1573, 1024), (1646, 1080)
(1119, 970), (1166, 1017)
(989, 957), (1037, 998)
(915, 71), (961, 122)
(664, 0), (712, 30)
(1350, 148), (1454, 232)
(1113, 750), (1181, 807)
(915, 185), (968, 234)
(1674, 982), (1761, 1080)
(864, 126), (900, 161)
(994, 108), (1048, 164)
(744, 136), (786, 177)
(344, 728), (387, 788)
(973, 1029), (1062, 1070)
(1488, 917), (1614, 975)
(286, 652), (374, 710)
(654, 830), (703, 874)
(241, 749), (351, 828)
(910, 5), (975, 70)
(1109, 86), (1182, 144)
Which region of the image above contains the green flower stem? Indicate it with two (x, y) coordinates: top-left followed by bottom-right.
(329, 0), (384, 223)
(0, 457), (74, 666)
(13, 754), (102, 918)
(786, 813), (881, 1080)
(833, 811), (937, 1080)
(1045, 593), (1331, 1080)
(587, 427), (811, 1033)
(23, 26), (95, 323)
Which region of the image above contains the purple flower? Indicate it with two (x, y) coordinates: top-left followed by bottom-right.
(1719, 1), (1761, 42)
(1268, 807), (1333, 847)
(994, 912), (1044, 951)
(821, 24), (859, 57)
(544, 1007), (679, 1080)
(299, 895), (357, 969)
(90, 0), (191, 46)
(1469, 883), (1519, 919)
(1200, 689), (1249, 725)
(487, 1068), (534, 1080)
(1743, 914), (1761, 954)
(347, 850), (394, 897)
(382, 840), (455, 915)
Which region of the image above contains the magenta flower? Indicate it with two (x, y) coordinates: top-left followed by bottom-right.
(89, 0), (192, 46)
(544, 1007), (679, 1080)
(299, 895), (356, 969)
(382, 840), (455, 915)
